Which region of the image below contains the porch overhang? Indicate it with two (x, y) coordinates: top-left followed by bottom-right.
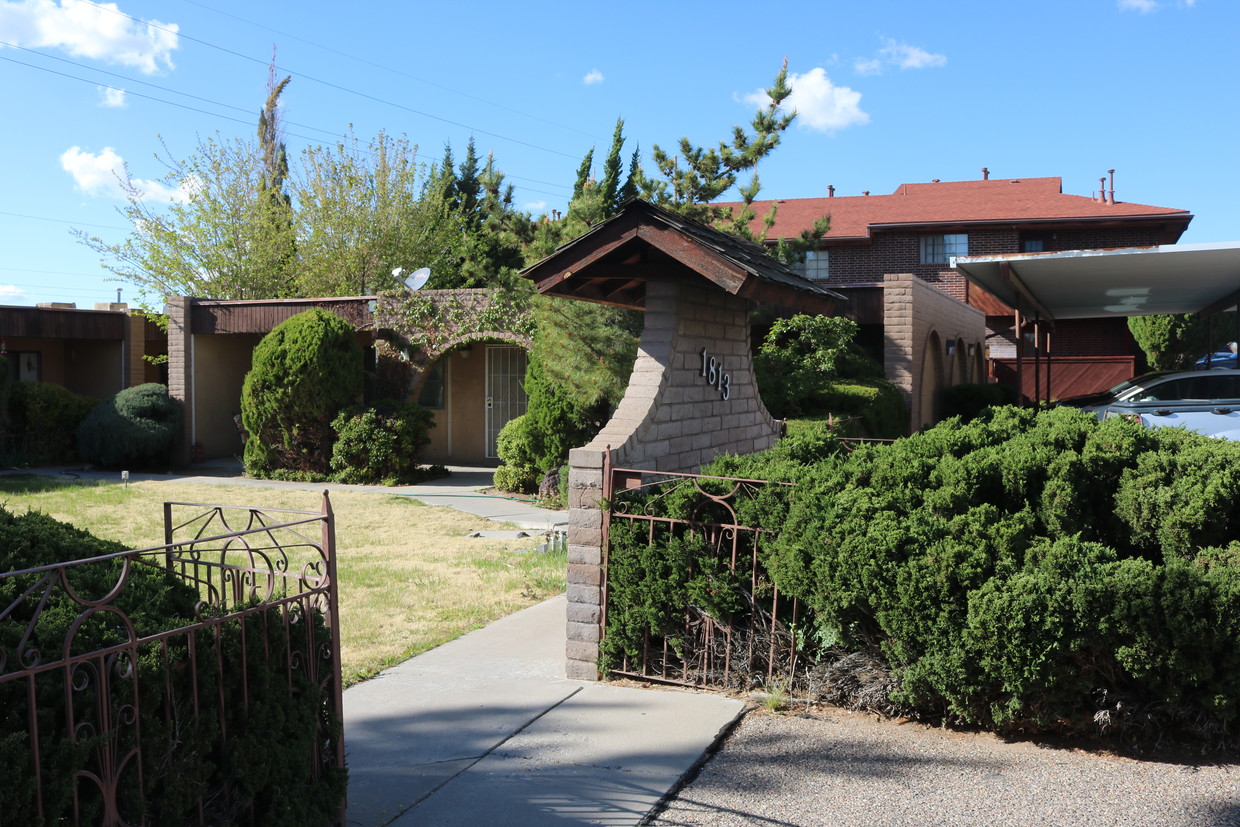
(522, 199), (845, 314)
(952, 242), (1240, 323)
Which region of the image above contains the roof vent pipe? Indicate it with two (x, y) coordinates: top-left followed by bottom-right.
(982, 167), (989, 180)
(1099, 177), (1106, 203)
(1108, 169), (1116, 204)
(828, 184), (835, 197)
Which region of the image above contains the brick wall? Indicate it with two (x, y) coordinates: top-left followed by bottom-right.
(821, 226), (1167, 303)
(166, 296), (193, 466)
(565, 279), (781, 680)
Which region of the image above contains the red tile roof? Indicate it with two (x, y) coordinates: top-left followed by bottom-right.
(719, 177), (1191, 240)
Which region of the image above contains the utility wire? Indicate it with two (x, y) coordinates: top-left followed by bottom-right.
(73, 0), (583, 161)
(178, 0), (598, 141)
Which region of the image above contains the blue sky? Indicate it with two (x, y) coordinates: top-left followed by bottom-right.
(0, 0), (1235, 308)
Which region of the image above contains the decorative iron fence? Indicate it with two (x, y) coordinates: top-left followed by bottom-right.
(0, 493), (345, 826)
(601, 464), (800, 692)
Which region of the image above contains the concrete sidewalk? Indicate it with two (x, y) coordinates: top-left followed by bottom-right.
(25, 460), (746, 824)
(342, 595), (747, 827)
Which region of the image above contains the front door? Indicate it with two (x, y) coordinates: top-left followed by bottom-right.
(485, 345), (528, 459)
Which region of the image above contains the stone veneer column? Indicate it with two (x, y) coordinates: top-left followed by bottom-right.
(565, 279), (781, 680)
(165, 296), (194, 467)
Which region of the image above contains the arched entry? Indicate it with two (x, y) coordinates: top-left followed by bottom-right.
(919, 330), (944, 427)
(413, 338), (530, 465)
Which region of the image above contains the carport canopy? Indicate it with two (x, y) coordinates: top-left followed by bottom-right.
(952, 241), (1240, 323)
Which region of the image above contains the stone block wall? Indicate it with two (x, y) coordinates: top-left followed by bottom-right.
(166, 296), (194, 466)
(565, 279), (781, 680)
(883, 273), (987, 429)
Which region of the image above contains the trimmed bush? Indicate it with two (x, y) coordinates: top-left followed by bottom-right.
(7, 381), (96, 465)
(609, 406), (1240, 749)
(942, 382), (1020, 421)
(242, 309), (362, 477)
(77, 383), (181, 469)
(330, 401), (435, 484)
(492, 416), (539, 494)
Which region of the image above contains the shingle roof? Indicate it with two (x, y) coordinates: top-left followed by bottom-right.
(717, 177), (1192, 241)
(521, 199), (845, 312)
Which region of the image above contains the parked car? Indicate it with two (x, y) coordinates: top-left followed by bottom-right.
(1195, 351), (1238, 370)
(1058, 369), (1240, 439)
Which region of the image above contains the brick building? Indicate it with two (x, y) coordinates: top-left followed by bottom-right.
(723, 174), (1193, 397)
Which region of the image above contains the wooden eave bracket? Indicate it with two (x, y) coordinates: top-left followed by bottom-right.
(1001, 262), (1056, 331)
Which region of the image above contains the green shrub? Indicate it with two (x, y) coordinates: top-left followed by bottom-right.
(817, 380), (908, 438)
(330, 401), (435, 484)
(7, 381), (96, 465)
(242, 309), (363, 477)
(76, 383), (182, 469)
(518, 353), (608, 474)
(610, 404), (1240, 747)
(492, 416), (539, 493)
(942, 382), (1020, 421)
(755, 314), (860, 418)
(0, 507), (345, 824)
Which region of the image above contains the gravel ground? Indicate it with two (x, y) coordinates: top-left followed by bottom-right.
(650, 707), (1240, 827)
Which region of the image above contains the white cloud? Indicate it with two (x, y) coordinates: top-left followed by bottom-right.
(0, 0), (178, 74)
(854, 37), (947, 75)
(97, 85), (125, 107)
(583, 69), (604, 85)
(523, 200), (548, 214)
(0, 285), (27, 301)
(853, 57), (883, 76)
(1118, 0), (1196, 10)
(742, 67), (869, 134)
(60, 145), (188, 203)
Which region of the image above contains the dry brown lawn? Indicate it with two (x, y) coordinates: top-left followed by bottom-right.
(0, 477), (566, 685)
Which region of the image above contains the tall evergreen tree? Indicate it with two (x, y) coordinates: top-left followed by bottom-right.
(257, 61), (296, 291)
(598, 119), (626, 216)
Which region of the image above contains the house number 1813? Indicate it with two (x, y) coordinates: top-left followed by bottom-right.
(699, 347), (731, 401)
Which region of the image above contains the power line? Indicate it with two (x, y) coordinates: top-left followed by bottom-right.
(74, 0), (584, 161)
(0, 208), (129, 232)
(178, 0), (598, 142)
(0, 45), (574, 195)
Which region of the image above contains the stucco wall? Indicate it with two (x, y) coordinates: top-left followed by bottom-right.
(420, 345), (493, 466)
(564, 279), (781, 680)
(883, 272), (987, 429)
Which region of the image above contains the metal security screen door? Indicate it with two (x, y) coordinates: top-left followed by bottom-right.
(485, 345), (528, 459)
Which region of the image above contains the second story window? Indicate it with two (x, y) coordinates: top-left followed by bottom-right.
(793, 249), (829, 279)
(920, 233), (969, 265)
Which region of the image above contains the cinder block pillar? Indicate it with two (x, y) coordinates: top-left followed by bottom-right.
(165, 296), (194, 467)
(565, 447), (606, 680)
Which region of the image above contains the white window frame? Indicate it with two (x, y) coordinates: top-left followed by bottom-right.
(793, 249), (830, 279)
(920, 233), (969, 265)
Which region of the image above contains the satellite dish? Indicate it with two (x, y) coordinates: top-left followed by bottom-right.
(403, 267), (431, 291)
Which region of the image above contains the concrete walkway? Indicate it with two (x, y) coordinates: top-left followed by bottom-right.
(343, 595), (746, 826)
(24, 459), (748, 825)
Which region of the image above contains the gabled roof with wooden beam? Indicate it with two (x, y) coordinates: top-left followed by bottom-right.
(521, 199), (845, 314)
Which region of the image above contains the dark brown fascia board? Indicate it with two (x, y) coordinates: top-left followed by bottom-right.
(524, 221), (643, 294)
(866, 213), (1193, 234)
(736, 279), (838, 314)
(633, 222), (749, 294)
(1001, 261), (1056, 329)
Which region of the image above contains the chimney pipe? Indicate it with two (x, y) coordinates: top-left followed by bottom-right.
(1099, 177), (1106, 203)
(982, 167), (989, 180)
(828, 184), (835, 197)
(1107, 169), (1115, 204)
